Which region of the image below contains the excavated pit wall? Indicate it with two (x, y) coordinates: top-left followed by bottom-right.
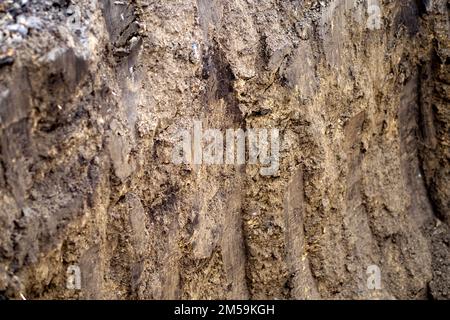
(0, 0), (449, 299)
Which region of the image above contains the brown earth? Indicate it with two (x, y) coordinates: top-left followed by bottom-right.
(0, 0), (449, 300)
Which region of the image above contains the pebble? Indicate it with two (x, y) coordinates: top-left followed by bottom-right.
(22, 207), (34, 218)
(0, 55), (14, 68)
(7, 3), (23, 18)
(10, 34), (23, 45)
(7, 24), (28, 36)
(16, 15), (42, 30)
(295, 21), (311, 41)
(189, 42), (201, 64)
(24, 16), (43, 30)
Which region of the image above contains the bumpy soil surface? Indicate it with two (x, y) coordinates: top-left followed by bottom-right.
(0, 0), (449, 299)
